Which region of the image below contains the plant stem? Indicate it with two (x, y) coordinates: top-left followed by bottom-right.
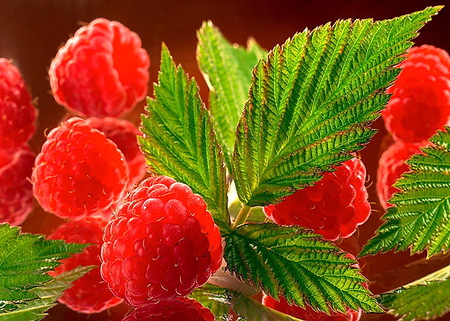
(233, 205), (251, 228)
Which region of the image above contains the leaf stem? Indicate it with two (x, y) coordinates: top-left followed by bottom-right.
(233, 205), (251, 228)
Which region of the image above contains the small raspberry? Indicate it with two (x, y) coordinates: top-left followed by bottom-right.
(48, 218), (123, 313)
(49, 18), (150, 117)
(100, 176), (223, 306)
(382, 45), (450, 143)
(85, 117), (146, 186)
(376, 140), (427, 209)
(0, 145), (35, 225)
(32, 117), (129, 220)
(264, 157), (371, 241)
(122, 297), (215, 321)
(0, 58), (37, 149)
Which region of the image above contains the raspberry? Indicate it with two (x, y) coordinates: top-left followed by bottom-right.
(0, 58), (37, 149)
(32, 117), (129, 220)
(100, 176), (223, 306)
(122, 297), (215, 321)
(48, 218), (123, 313)
(376, 140), (427, 209)
(49, 18), (150, 117)
(264, 157), (371, 241)
(382, 45), (450, 143)
(0, 145), (35, 225)
(85, 117), (146, 186)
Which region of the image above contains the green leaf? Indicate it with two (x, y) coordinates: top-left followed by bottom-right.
(224, 223), (381, 314)
(0, 266), (94, 321)
(361, 127), (450, 257)
(140, 44), (230, 230)
(197, 21), (267, 168)
(190, 284), (231, 321)
(0, 224), (86, 305)
(232, 6), (441, 207)
(378, 264), (450, 321)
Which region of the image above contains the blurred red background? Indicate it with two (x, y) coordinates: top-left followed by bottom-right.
(1, 0), (449, 320)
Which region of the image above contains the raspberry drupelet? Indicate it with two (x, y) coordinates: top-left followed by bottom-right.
(49, 18), (150, 118)
(100, 176), (223, 307)
(32, 117), (129, 220)
(264, 157), (371, 241)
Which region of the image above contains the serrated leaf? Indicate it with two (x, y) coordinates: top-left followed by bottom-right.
(232, 6), (441, 207)
(197, 21), (267, 168)
(224, 223), (381, 314)
(0, 266), (93, 321)
(378, 264), (450, 321)
(0, 224), (86, 306)
(361, 127), (450, 258)
(140, 44), (230, 230)
(190, 284), (231, 321)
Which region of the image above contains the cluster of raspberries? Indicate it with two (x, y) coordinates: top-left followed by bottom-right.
(377, 45), (450, 209)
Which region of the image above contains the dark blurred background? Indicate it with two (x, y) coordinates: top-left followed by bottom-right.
(1, 1), (449, 320)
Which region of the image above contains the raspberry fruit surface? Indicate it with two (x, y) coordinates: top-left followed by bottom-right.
(377, 140), (427, 209)
(0, 145), (35, 225)
(122, 297), (215, 321)
(49, 18), (150, 117)
(0, 58), (37, 149)
(85, 117), (146, 186)
(48, 218), (123, 313)
(264, 157), (371, 241)
(101, 176), (223, 306)
(382, 45), (450, 143)
(32, 117), (129, 220)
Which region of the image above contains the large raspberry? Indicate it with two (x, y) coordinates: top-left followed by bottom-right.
(0, 145), (35, 225)
(100, 176), (223, 306)
(376, 140), (427, 209)
(0, 58), (37, 149)
(85, 117), (146, 186)
(122, 297), (215, 321)
(382, 45), (450, 143)
(32, 117), (129, 220)
(49, 18), (150, 117)
(264, 157), (370, 241)
(48, 218), (123, 313)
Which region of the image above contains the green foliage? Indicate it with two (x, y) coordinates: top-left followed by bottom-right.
(0, 266), (93, 321)
(223, 223), (382, 314)
(190, 284), (231, 321)
(0, 224), (86, 307)
(361, 127), (450, 257)
(140, 44), (230, 230)
(232, 6), (441, 207)
(378, 264), (450, 321)
(197, 22), (267, 168)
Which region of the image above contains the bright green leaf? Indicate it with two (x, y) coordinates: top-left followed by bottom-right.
(232, 6), (441, 207)
(190, 284), (231, 321)
(361, 127), (450, 258)
(140, 44), (230, 231)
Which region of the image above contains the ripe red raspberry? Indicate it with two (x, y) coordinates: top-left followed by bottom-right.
(48, 218), (123, 313)
(122, 297), (215, 321)
(85, 117), (146, 186)
(0, 58), (37, 149)
(49, 18), (150, 118)
(382, 45), (450, 143)
(376, 140), (427, 209)
(100, 176), (223, 306)
(0, 145), (35, 225)
(32, 117), (129, 220)
(264, 157), (370, 241)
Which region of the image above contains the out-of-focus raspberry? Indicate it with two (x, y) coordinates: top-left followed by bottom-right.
(264, 157), (371, 241)
(382, 45), (450, 143)
(85, 117), (146, 187)
(100, 176), (223, 306)
(376, 141), (427, 209)
(122, 297), (215, 321)
(32, 117), (129, 220)
(49, 18), (150, 118)
(48, 218), (123, 313)
(0, 145), (35, 225)
(0, 58), (37, 149)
